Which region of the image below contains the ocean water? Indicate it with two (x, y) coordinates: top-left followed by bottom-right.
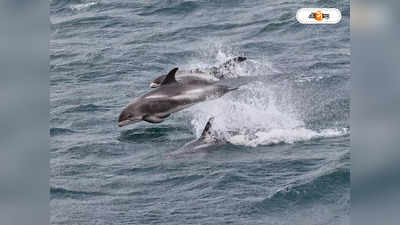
(50, 0), (350, 224)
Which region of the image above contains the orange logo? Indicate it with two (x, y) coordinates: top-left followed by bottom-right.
(315, 11), (323, 21)
(308, 10), (329, 21)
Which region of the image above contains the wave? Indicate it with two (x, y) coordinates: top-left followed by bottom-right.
(63, 104), (110, 113)
(118, 126), (182, 144)
(50, 186), (106, 200)
(139, 1), (199, 17)
(251, 168), (350, 213)
(65, 143), (127, 159)
(50, 127), (76, 136)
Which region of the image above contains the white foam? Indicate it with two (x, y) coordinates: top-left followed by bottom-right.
(229, 127), (348, 147)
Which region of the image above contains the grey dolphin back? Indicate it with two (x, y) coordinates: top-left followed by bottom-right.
(161, 67), (179, 85)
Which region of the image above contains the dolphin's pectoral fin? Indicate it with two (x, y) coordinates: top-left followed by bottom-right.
(159, 114), (170, 119)
(143, 115), (164, 123)
(161, 67), (179, 86)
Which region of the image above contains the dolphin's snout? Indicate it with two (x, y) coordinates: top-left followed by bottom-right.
(118, 108), (142, 127)
(118, 120), (130, 127)
(118, 118), (142, 127)
(118, 109), (132, 127)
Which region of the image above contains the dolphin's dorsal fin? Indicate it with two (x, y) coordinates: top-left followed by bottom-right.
(161, 67), (179, 85)
(200, 117), (215, 139)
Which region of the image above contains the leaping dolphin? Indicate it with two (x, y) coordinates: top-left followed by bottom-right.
(149, 57), (247, 88)
(118, 68), (238, 127)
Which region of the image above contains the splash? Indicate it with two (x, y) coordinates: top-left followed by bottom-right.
(185, 46), (348, 147)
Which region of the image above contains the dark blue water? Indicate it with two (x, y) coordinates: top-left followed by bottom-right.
(50, 0), (350, 224)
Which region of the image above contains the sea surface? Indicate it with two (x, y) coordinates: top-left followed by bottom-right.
(50, 0), (350, 224)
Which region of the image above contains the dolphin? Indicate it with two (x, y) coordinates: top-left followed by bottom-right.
(170, 117), (226, 155)
(118, 68), (238, 127)
(149, 56), (247, 88)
